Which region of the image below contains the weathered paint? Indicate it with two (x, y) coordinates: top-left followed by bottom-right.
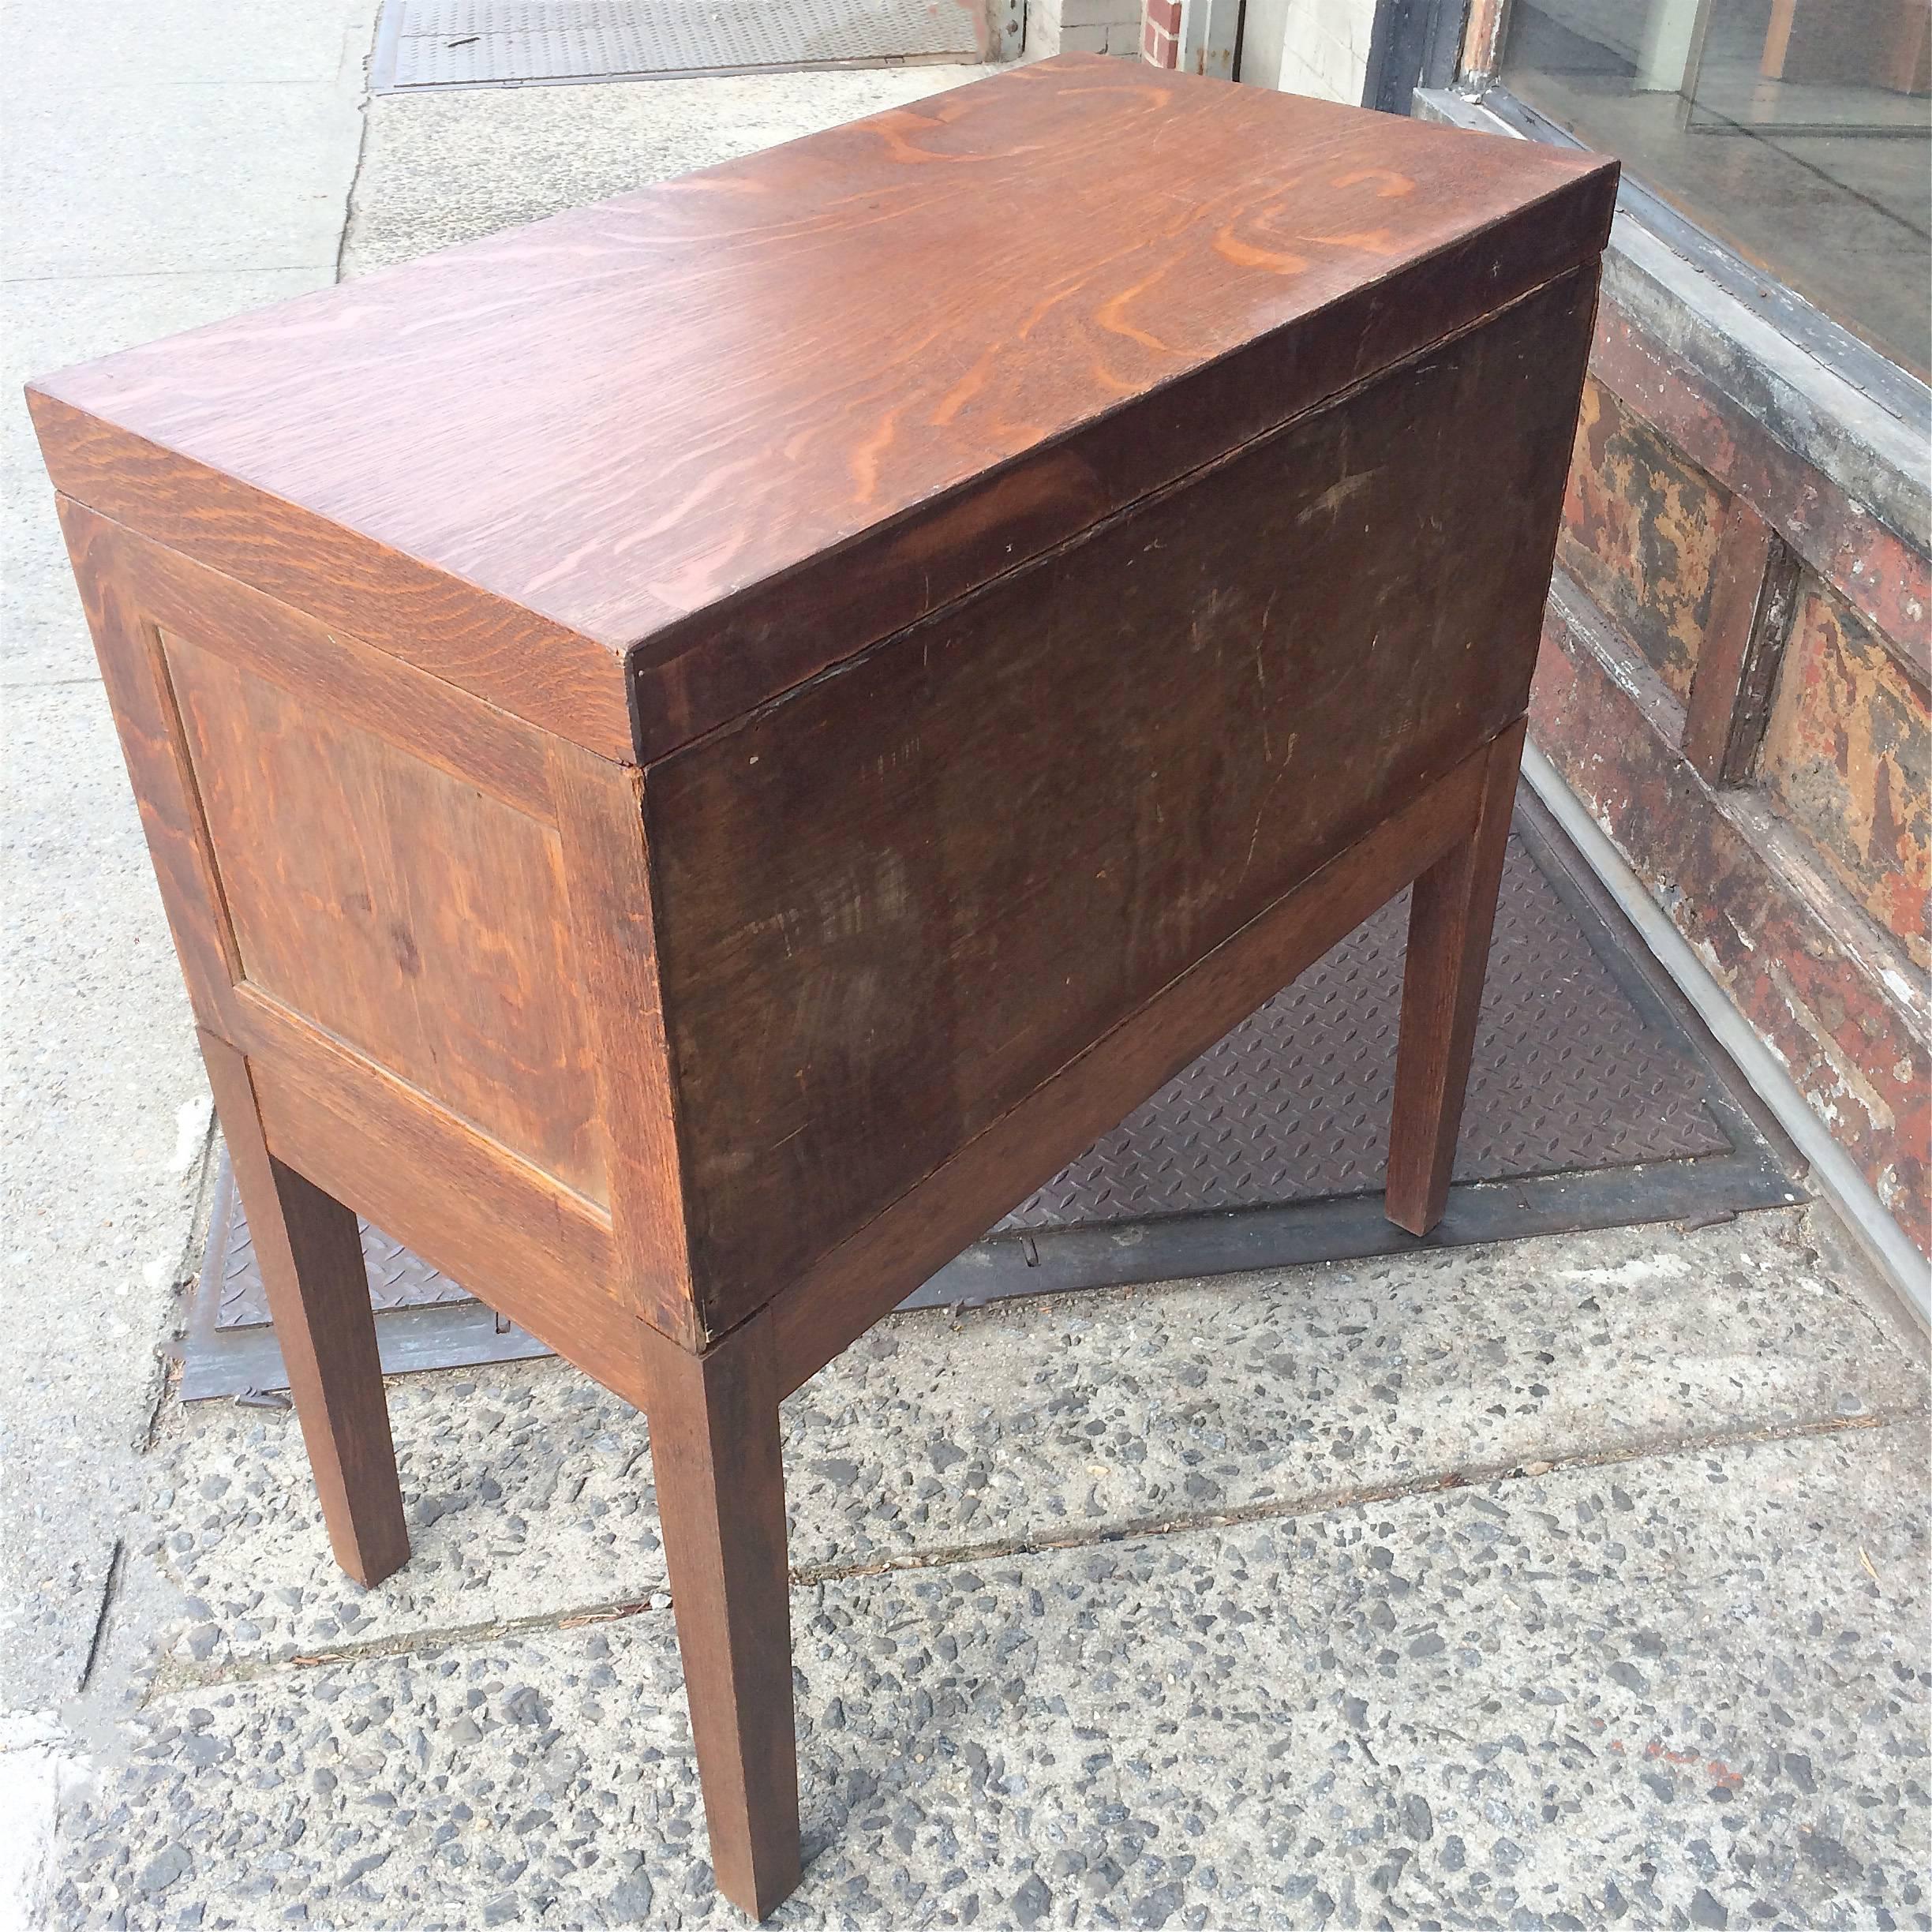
(1559, 375), (1725, 704)
(1680, 500), (1795, 786)
(1531, 601), (1930, 1254)
(1590, 305), (1931, 679)
(1760, 577), (1932, 970)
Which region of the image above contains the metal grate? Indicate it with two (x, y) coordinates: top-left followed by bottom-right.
(998, 841), (1729, 1232)
(373, 0), (983, 89)
(179, 796), (1800, 1397)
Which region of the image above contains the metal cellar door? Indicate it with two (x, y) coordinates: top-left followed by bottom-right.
(371, 0), (987, 89)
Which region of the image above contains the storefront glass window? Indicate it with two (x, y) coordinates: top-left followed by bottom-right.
(1500, 0), (1931, 377)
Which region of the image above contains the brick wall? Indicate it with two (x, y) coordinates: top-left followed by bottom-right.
(1141, 0), (1180, 66)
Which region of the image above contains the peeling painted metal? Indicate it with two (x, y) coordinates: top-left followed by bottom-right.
(1559, 376), (1724, 704)
(1760, 578), (1932, 971)
(1531, 597), (1930, 1256)
(1530, 272), (1930, 1262)
(1589, 305), (1931, 681)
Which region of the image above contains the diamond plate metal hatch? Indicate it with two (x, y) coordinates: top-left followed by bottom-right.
(373, 0), (985, 89)
(179, 793), (1804, 1398)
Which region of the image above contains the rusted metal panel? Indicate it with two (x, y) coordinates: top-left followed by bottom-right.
(1559, 375), (1726, 705)
(1589, 303), (1931, 680)
(1759, 576), (1932, 970)
(1532, 593), (1930, 1251)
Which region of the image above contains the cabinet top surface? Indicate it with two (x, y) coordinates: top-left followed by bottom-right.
(32, 56), (1612, 702)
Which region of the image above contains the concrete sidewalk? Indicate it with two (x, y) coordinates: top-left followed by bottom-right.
(1, 9), (380, 1914)
(2, 12), (1928, 1929)
(38, 1212), (1932, 1929)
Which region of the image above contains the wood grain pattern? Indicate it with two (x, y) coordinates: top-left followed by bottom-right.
(66, 507), (555, 818)
(57, 500), (245, 1039)
(58, 498), (665, 1400)
(200, 1029), (410, 1586)
(768, 737), (1490, 1396)
(33, 398), (633, 758)
(548, 742), (702, 1349)
(28, 57), (1615, 760)
(1383, 719), (1526, 1236)
(653, 266), (1599, 1338)
(165, 629), (609, 1203)
(636, 1315), (799, 1920)
(241, 990), (653, 1400)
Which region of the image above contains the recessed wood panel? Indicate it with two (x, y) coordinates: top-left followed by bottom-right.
(650, 266), (1599, 1332)
(163, 631), (608, 1204)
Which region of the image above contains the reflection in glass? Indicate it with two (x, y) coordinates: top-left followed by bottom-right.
(1501, 0), (1931, 376)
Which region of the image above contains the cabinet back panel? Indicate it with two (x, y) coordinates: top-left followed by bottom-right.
(650, 268), (1598, 1330)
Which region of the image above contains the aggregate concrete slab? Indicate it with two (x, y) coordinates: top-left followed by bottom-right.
(49, 1421), (1931, 1930)
(0, 683), (212, 1716)
(148, 1209), (1926, 1676)
(341, 63), (994, 276)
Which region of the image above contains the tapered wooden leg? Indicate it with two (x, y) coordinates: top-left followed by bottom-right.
(197, 1030), (410, 1586)
(645, 1316), (801, 1922)
(1384, 718), (1526, 1237)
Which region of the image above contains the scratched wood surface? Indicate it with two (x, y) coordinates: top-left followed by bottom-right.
(652, 268), (1599, 1333)
(29, 54), (1615, 760)
(43, 69), (1619, 1915)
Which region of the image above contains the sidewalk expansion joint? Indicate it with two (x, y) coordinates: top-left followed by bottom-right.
(144, 1398), (1928, 1702)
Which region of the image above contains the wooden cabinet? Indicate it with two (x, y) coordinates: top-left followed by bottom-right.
(28, 55), (1614, 1919)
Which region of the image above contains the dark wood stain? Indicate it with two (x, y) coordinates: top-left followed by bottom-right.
(653, 268), (1598, 1335)
(767, 740), (1492, 1396)
(635, 1316), (800, 1917)
(1384, 720), (1526, 1234)
(32, 60), (1614, 1919)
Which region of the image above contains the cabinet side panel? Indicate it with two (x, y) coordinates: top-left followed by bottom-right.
(163, 629), (611, 1207)
(57, 500), (248, 1043)
(653, 266), (1599, 1334)
(61, 506), (699, 1350)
